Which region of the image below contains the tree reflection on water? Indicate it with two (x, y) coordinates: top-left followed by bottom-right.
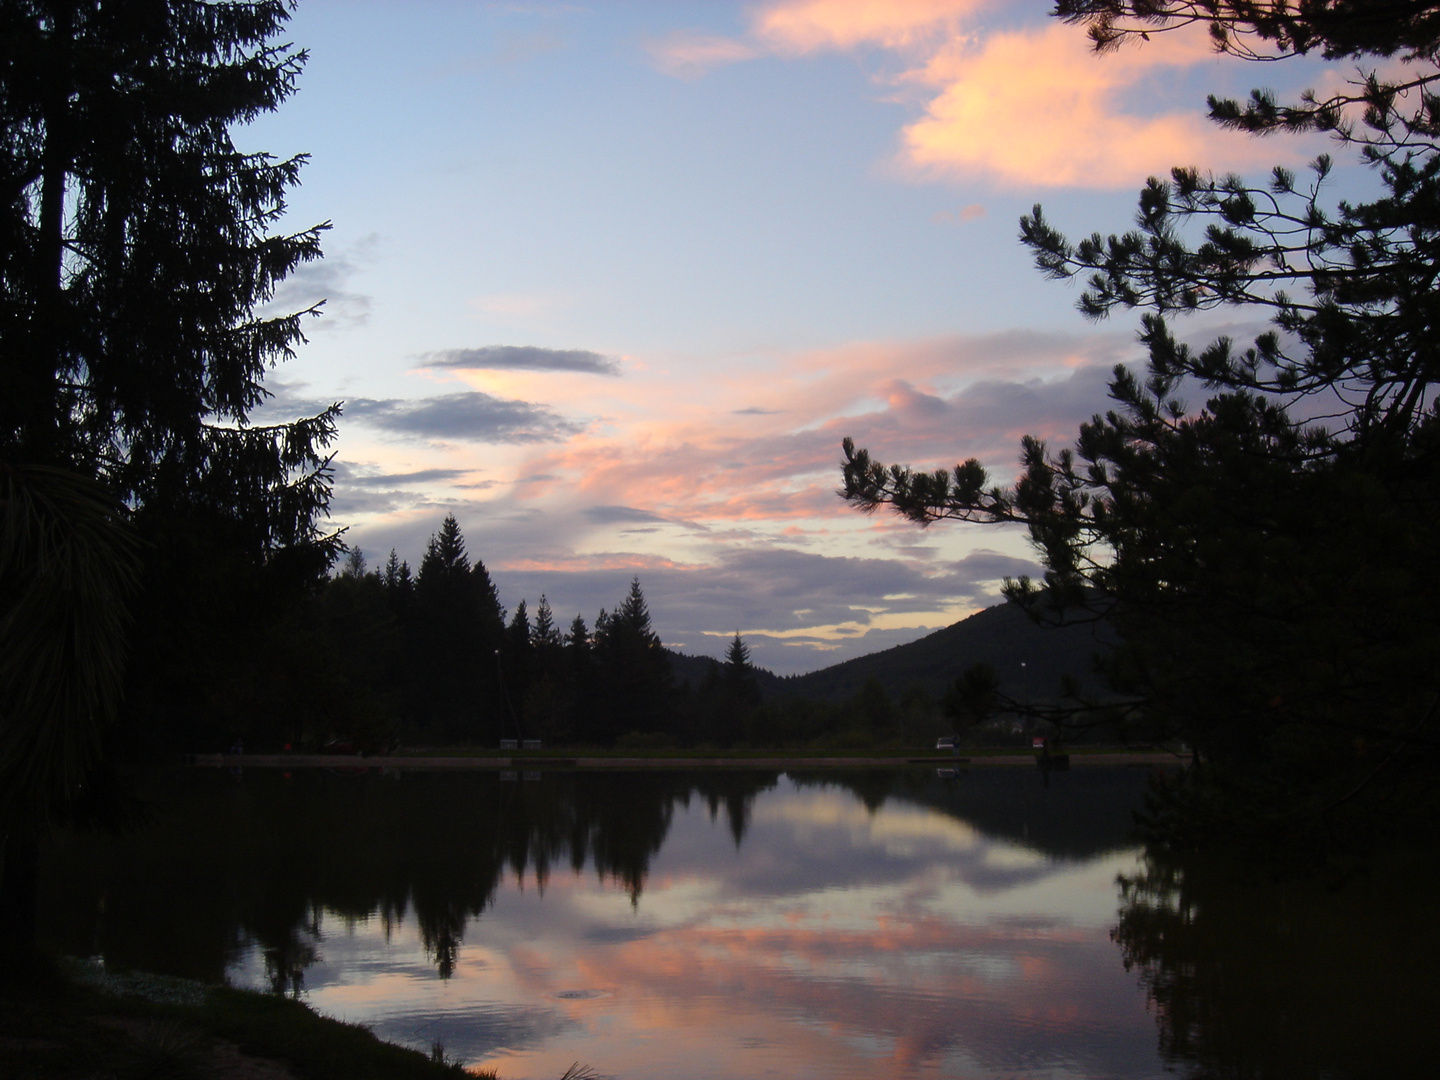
(40, 767), (1144, 987)
(40, 769), (787, 987)
(38, 765), (1437, 1079)
(1113, 846), (1439, 1080)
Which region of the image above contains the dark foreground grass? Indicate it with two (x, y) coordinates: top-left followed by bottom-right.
(0, 953), (493, 1080)
(194, 984), (485, 1080)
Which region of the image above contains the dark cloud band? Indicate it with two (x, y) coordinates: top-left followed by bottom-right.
(345, 392), (582, 443)
(423, 345), (620, 376)
(333, 464), (472, 488)
(584, 505), (668, 525)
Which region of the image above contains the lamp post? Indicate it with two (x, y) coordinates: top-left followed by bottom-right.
(496, 648), (524, 743)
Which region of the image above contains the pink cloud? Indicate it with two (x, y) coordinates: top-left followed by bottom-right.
(336, 329), (1129, 669)
(656, 1), (1313, 189)
(334, 328), (1137, 574)
(643, 29), (760, 79)
(506, 343), (1123, 528)
(932, 202), (987, 223)
(545, 918), (1143, 1076)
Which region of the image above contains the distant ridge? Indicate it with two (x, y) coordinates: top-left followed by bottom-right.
(668, 602), (1115, 705)
(777, 602), (1113, 703)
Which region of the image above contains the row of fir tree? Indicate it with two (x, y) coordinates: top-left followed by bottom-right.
(216, 513), (953, 755)
(301, 514), (761, 751)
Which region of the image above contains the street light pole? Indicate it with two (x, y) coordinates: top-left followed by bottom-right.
(1020, 660), (1030, 737)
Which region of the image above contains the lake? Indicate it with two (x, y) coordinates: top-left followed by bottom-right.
(38, 765), (1437, 1080)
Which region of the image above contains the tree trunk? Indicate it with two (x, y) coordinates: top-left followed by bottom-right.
(25, 2), (76, 463)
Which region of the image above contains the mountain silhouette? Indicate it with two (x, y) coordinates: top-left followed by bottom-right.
(670, 601), (1115, 705)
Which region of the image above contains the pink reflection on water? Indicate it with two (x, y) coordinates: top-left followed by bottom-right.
(231, 779), (1159, 1080)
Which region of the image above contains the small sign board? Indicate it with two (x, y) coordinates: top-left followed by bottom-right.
(1032, 736), (1047, 750)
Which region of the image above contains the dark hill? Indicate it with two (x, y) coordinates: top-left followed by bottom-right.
(771, 602), (1114, 704)
(668, 602), (1115, 706)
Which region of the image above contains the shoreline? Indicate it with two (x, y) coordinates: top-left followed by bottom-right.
(188, 750), (1183, 770)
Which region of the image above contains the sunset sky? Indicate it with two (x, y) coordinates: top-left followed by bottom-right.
(247, 0), (1336, 673)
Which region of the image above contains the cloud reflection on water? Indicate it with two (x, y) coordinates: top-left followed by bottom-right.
(227, 774), (1159, 1080)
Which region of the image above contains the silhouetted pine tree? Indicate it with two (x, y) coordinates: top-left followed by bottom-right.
(341, 547), (367, 579)
(720, 632), (762, 744)
(383, 549), (413, 621)
(567, 611), (603, 743)
(1, 0), (336, 956)
(592, 579), (673, 742)
(503, 600), (534, 728)
(410, 515), (504, 741)
(567, 614), (592, 668)
(689, 632), (761, 747)
(724, 632), (761, 706)
(533, 596), (563, 663)
(523, 595), (571, 742)
(471, 557), (505, 631)
(314, 557), (400, 749)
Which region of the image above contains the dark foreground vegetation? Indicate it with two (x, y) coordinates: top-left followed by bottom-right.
(0, 953), (491, 1080)
(845, 1), (1440, 858)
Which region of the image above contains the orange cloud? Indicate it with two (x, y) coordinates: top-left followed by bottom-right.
(898, 22), (1288, 187)
(754, 0), (994, 53)
(497, 553), (701, 574)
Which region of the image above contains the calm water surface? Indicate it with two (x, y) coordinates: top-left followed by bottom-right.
(39, 767), (1435, 1080)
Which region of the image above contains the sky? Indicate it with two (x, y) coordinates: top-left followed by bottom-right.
(245, 0), (1339, 674)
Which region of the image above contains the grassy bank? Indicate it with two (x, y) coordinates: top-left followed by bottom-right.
(385, 743), (1178, 761)
(0, 954), (493, 1080)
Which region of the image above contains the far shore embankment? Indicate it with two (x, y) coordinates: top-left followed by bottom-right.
(188, 750), (1183, 770)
